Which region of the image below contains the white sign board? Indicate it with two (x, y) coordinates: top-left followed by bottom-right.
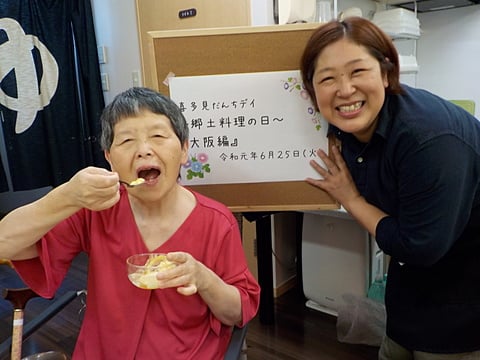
(169, 70), (328, 186)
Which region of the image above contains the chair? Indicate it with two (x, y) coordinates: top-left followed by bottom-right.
(450, 99), (475, 115)
(225, 324), (249, 360)
(0, 260), (85, 360)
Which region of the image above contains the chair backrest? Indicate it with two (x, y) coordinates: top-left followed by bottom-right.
(224, 324), (248, 360)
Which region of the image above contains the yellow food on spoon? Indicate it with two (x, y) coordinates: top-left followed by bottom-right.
(129, 178), (145, 186)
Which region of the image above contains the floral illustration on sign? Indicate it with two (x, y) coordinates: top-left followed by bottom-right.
(282, 76), (322, 131)
(183, 153), (211, 180)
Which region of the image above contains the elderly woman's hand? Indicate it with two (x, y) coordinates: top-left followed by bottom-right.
(65, 166), (121, 211)
(153, 252), (220, 296)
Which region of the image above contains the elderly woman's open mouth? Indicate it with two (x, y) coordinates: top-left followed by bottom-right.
(137, 167), (161, 183)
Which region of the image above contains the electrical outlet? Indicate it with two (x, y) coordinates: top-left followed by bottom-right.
(132, 70), (141, 87)
(97, 45), (107, 64)
(101, 73), (109, 91)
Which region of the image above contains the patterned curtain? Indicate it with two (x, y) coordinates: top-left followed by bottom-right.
(0, 0), (106, 192)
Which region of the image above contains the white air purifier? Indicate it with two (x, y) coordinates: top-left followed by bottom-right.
(302, 210), (374, 316)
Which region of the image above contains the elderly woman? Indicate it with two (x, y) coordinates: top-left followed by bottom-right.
(301, 17), (480, 359)
(0, 87), (260, 359)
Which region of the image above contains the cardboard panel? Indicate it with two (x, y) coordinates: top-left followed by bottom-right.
(136, 0), (251, 89)
(149, 23), (338, 212)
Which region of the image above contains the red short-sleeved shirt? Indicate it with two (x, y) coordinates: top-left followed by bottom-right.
(13, 188), (260, 360)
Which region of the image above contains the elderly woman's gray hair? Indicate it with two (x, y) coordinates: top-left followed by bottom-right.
(99, 87), (189, 150)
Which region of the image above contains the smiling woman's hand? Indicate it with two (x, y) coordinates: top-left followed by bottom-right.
(306, 145), (386, 237)
(306, 145), (361, 208)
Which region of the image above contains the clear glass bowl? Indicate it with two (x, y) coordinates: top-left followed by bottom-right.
(126, 253), (176, 289)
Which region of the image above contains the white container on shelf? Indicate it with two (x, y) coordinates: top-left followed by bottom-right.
(315, 0), (332, 22)
(278, 0), (316, 24)
(373, 8), (420, 39)
(373, 8), (417, 22)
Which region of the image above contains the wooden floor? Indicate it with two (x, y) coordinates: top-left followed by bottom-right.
(0, 253), (379, 359)
(246, 287), (379, 360)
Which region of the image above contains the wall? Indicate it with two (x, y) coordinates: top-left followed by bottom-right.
(251, 0), (275, 25)
(416, 6), (480, 117)
(91, 0), (143, 105)
(90, 0), (275, 105)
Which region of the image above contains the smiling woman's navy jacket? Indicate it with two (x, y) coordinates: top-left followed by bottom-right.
(329, 84), (480, 353)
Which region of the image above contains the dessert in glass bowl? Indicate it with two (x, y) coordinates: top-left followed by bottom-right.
(127, 253), (176, 289)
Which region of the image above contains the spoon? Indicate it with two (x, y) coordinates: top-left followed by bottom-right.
(119, 178), (145, 187)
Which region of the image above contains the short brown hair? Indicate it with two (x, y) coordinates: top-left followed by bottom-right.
(300, 17), (403, 108)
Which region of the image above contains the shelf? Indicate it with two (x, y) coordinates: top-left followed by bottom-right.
(374, 0), (480, 12)
(389, 32), (420, 40)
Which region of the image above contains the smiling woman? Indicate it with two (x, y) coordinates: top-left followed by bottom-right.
(309, 38), (388, 143)
(299, 16), (480, 359)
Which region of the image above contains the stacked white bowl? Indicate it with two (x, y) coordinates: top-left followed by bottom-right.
(372, 8), (421, 39)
